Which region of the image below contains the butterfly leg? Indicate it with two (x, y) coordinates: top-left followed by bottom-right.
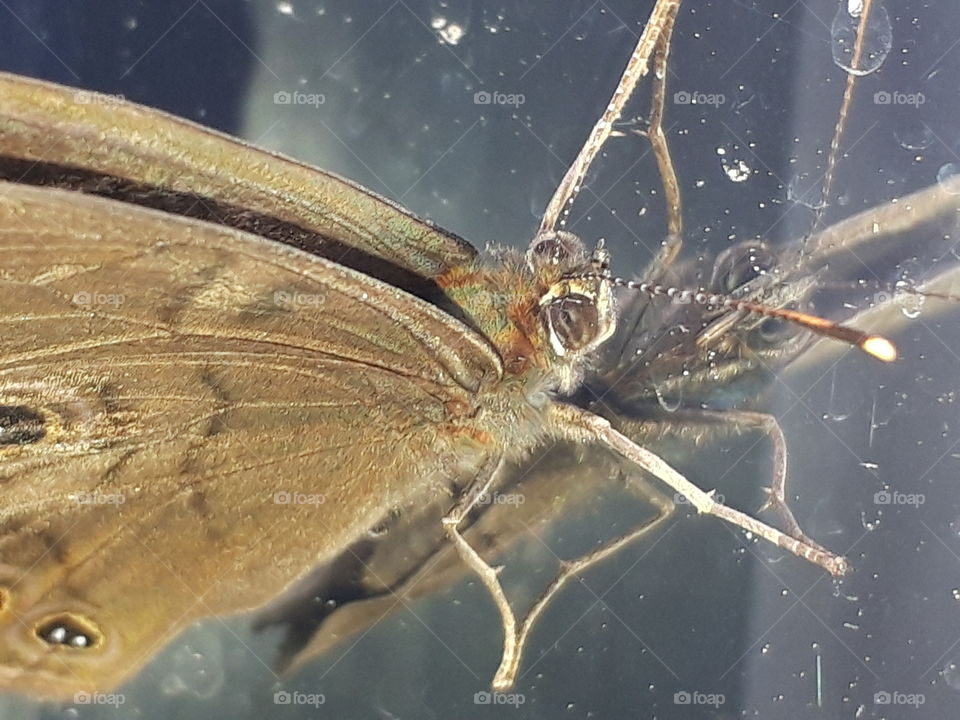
(687, 409), (815, 545)
(548, 403), (848, 577)
(492, 474), (672, 689)
(441, 456), (521, 689)
(614, 407), (822, 550)
(443, 452), (673, 691)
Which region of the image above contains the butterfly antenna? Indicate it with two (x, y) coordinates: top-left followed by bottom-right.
(570, 274), (898, 362)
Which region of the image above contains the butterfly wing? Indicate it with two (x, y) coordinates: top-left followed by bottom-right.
(0, 182), (501, 698)
(0, 72), (477, 287)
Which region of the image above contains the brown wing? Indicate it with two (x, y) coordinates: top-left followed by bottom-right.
(0, 182), (501, 698)
(0, 72), (477, 287)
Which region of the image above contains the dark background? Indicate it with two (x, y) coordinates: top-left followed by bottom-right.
(0, 1), (958, 718)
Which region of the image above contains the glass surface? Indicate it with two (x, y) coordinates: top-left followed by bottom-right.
(0, 1), (957, 718)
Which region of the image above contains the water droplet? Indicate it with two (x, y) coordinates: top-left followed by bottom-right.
(654, 383), (682, 412)
(942, 661), (960, 690)
(161, 637), (224, 698)
(831, 2), (892, 76)
(937, 163), (960, 194)
(721, 155), (751, 182)
(895, 124), (934, 151)
(895, 280), (924, 319)
(432, 16), (465, 45)
(441, 25), (465, 44)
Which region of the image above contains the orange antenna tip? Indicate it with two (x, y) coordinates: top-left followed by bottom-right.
(861, 335), (897, 362)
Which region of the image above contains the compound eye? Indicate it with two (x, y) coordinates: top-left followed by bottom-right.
(528, 231), (585, 268)
(542, 294), (600, 354)
(756, 304), (802, 345)
(713, 244), (778, 293)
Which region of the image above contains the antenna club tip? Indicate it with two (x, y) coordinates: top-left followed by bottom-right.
(862, 335), (897, 362)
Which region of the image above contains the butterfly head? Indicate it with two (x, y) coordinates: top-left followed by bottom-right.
(528, 231), (617, 393)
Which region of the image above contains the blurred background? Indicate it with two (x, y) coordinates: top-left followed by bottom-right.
(0, 1), (958, 717)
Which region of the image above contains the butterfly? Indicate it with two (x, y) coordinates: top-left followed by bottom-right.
(0, 0), (955, 706)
